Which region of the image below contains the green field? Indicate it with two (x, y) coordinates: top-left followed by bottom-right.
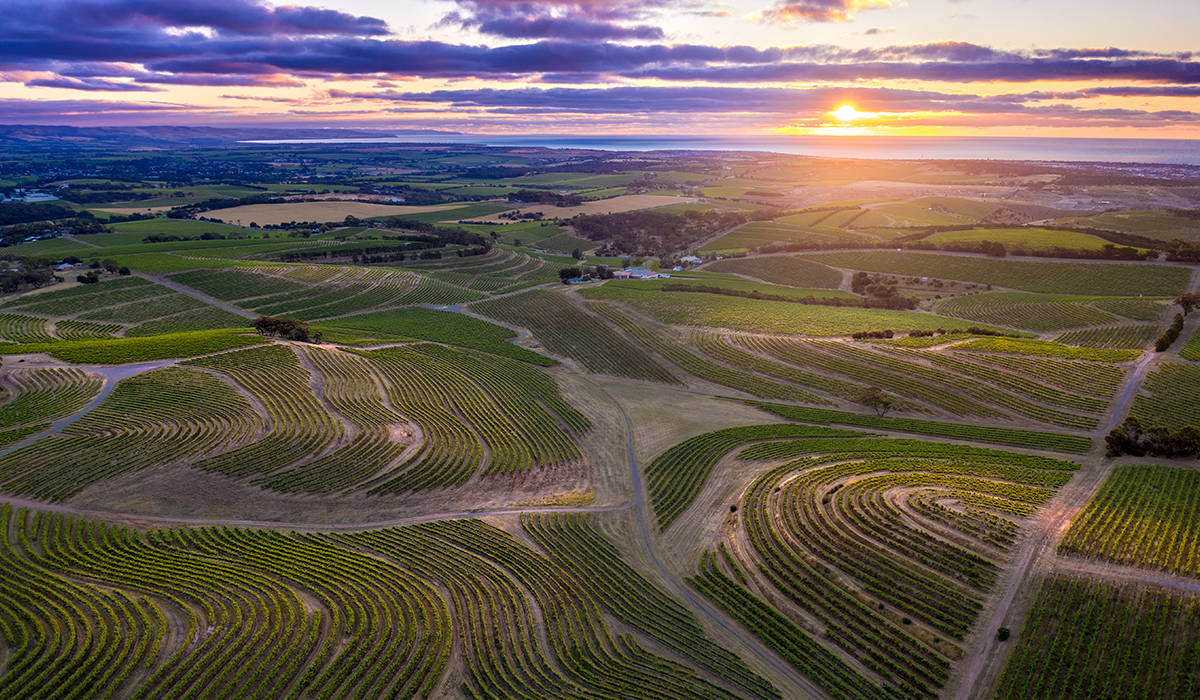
(924, 227), (1130, 251)
(804, 251), (1189, 296)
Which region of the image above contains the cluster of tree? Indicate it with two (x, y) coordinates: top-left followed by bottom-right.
(852, 325), (1020, 340)
(659, 283), (920, 310)
(572, 209), (752, 256)
(1165, 239), (1200, 263)
(1156, 313), (1184, 352)
(252, 316), (315, 342)
(1106, 415), (1200, 458)
(1174, 293), (1200, 314)
(102, 211), (157, 224)
(142, 231), (233, 243)
(59, 188), (167, 204)
(0, 201), (79, 226)
(0, 268), (56, 293)
(383, 218), (438, 234)
(457, 244), (491, 257)
(354, 252), (408, 264)
(851, 329), (896, 339)
(850, 271), (913, 300)
(508, 190), (583, 207)
(499, 210), (545, 221)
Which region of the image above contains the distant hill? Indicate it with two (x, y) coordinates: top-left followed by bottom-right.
(0, 125), (461, 148)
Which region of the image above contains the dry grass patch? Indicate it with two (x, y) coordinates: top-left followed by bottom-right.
(210, 201), (466, 225)
(508, 488), (595, 507)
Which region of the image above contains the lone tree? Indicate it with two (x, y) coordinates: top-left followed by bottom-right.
(859, 386), (895, 417)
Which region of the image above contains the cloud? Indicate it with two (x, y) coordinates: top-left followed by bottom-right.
(8, 0), (390, 37)
(25, 76), (165, 91)
(476, 15), (663, 40)
(323, 84), (1200, 124)
(0, 4), (1197, 92)
(761, 0), (891, 24)
(438, 0), (667, 41)
(0, 97), (218, 121)
(863, 26), (895, 35)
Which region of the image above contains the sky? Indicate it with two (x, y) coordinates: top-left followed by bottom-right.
(1, 0), (1199, 137)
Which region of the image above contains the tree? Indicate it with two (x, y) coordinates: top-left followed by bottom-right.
(558, 267), (582, 281)
(252, 315), (312, 342)
(571, 248), (582, 260)
(1175, 292), (1200, 315)
(858, 386), (895, 416)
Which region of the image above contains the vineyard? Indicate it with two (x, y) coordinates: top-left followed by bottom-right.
(0, 503), (780, 700)
(1059, 463), (1200, 575)
(673, 430), (1079, 699)
(1130, 363), (1200, 430)
(935, 293), (1119, 332)
(470, 290), (678, 382)
(2, 145), (1200, 700)
(0, 336), (587, 499)
(1054, 325), (1160, 349)
(702, 255), (846, 289)
(992, 576), (1200, 699)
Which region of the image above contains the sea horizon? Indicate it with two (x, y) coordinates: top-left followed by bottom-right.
(244, 133), (1200, 166)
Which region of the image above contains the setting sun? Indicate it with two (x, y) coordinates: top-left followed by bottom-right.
(830, 104), (877, 122)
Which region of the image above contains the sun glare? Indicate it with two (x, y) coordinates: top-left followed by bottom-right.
(830, 104), (875, 122)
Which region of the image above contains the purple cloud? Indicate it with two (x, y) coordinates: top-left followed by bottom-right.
(477, 15), (663, 40)
(0, 2), (1197, 94)
(10, 0), (389, 37)
(26, 76), (165, 91)
(321, 85), (1200, 128)
(761, 0), (891, 24)
(440, 0), (666, 41)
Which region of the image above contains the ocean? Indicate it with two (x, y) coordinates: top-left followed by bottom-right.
(245, 134), (1200, 166)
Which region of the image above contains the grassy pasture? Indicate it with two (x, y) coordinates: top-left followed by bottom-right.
(804, 251), (1189, 297)
(924, 227), (1137, 251)
(581, 283), (1008, 336)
